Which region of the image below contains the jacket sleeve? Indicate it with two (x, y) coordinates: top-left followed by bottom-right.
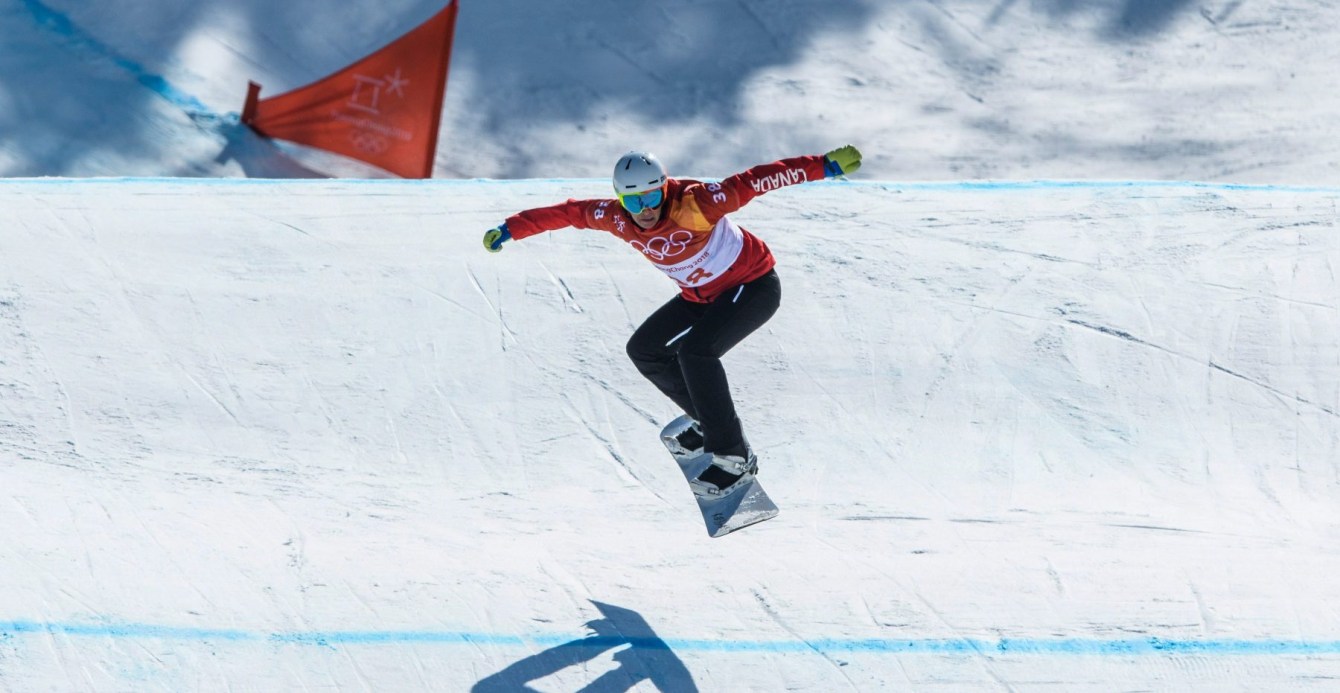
(688, 155), (829, 225)
(505, 199), (623, 240)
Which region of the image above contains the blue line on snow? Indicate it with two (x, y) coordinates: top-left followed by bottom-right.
(20, 0), (216, 116)
(867, 179), (1340, 194)
(1, 620), (253, 642)
(3, 621), (1339, 656)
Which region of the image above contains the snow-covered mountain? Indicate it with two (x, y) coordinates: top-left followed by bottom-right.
(3, 0), (1339, 182)
(3, 1), (1340, 691)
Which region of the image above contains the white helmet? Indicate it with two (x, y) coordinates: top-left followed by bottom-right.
(613, 151), (667, 194)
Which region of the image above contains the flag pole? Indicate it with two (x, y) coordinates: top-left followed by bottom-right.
(241, 81), (262, 126)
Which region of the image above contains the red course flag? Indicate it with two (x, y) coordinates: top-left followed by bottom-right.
(242, 1), (459, 178)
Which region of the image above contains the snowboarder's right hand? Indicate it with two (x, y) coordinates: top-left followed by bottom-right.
(824, 145), (862, 177)
(483, 223), (511, 253)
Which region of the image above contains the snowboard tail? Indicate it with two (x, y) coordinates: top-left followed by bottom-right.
(659, 415), (779, 538)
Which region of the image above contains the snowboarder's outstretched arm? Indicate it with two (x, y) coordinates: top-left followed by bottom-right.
(480, 145), (862, 252)
(483, 198), (614, 252)
(691, 145), (863, 223)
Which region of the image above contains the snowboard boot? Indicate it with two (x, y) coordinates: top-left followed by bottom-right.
(689, 449), (758, 498)
(666, 420), (705, 458)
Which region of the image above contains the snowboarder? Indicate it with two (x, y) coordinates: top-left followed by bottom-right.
(482, 146), (862, 496)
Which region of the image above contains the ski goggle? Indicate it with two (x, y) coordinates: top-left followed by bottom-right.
(617, 187), (666, 214)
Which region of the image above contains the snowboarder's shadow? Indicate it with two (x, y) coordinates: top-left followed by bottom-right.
(472, 601), (697, 693)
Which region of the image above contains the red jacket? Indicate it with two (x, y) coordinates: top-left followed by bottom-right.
(506, 155), (829, 303)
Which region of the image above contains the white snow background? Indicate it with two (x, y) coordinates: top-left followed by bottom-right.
(2, 1), (1340, 691)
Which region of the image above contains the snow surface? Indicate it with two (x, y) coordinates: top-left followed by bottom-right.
(3, 177), (1339, 690)
(4, 0), (1340, 691)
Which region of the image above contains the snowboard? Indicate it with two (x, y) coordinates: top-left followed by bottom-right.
(659, 415), (779, 538)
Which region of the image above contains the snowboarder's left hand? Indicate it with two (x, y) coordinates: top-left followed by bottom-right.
(824, 145), (862, 177)
(483, 224), (511, 253)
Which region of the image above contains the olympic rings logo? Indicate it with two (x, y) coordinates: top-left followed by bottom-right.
(630, 230), (693, 260)
(349, 130), (390, 154)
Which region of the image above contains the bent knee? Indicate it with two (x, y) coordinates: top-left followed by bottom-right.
(626, 331), (668, 364)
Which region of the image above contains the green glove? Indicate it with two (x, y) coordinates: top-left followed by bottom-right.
(483, 224), (512, 253)
(824, 145), (862, 178)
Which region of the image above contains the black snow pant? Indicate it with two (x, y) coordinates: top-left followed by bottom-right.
(625, 269), (781, 456)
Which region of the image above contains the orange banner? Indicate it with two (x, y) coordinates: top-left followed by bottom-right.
(242, 1), (458, 178)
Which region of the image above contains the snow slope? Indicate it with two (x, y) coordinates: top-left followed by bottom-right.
(2, 177), (1338, 690)
(5, 0), (1340, 690)
(3, 0), (1339, 182)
